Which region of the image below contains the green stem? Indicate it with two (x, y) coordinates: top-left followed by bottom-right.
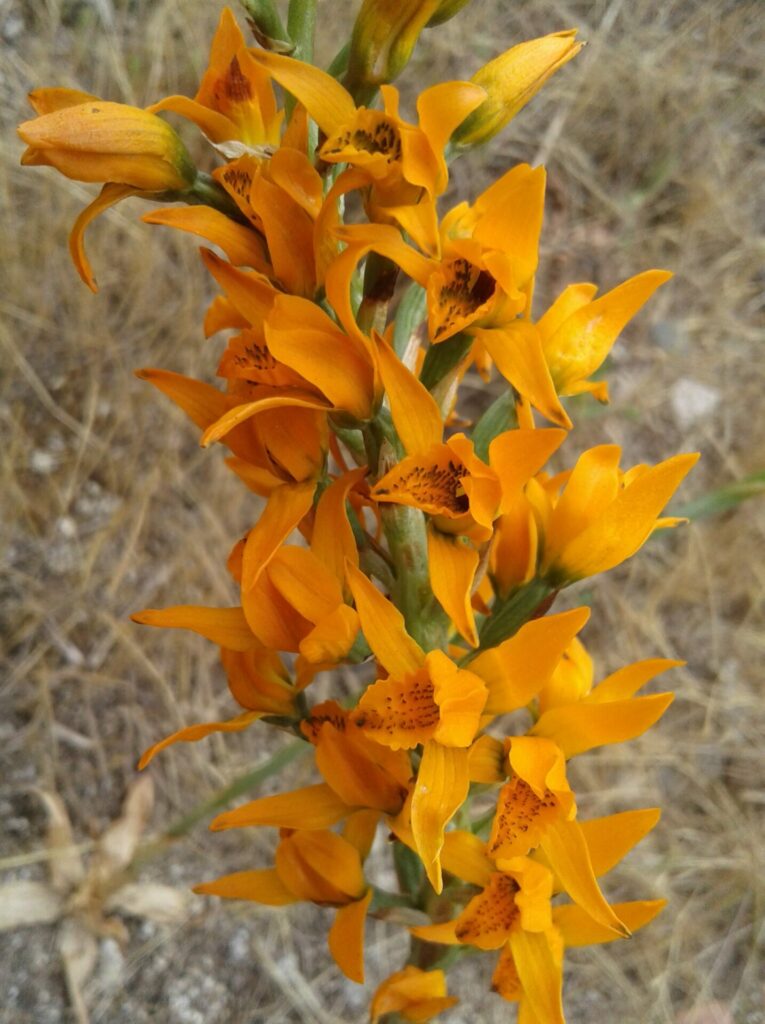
(287, 0), (316, 63)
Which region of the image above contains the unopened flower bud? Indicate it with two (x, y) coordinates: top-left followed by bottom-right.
(453, 30), (582, 147)
(346, 0), (446, 89)
(18, 95), (197, 192)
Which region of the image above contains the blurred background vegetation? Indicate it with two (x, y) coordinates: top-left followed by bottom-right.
(1, 1), (763, 1022)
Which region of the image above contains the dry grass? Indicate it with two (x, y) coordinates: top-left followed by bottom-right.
(1, 0), (763, 1021)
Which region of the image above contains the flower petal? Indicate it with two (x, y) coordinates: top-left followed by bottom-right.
(137, 711), (262, 770)
(247, 49), (356, 136)
(210, 783), (351, 832)
(411, 742), (469, 893)
(193, 868), (297, 905)
(508, 928), (565, 1024)
(553, 899), (666, 947)
(476, 324), (571, 429)
(130, 605), (257, 651)
(471, 607), (590, 715)
(142, 206), (269, 271)
(346, 562), (425, 676)
(539, 818), (629, 937)
(241, 481), (316, 592)
(532, 692), (674, 758)
(374, 332), (442, 455)
(69, 183), (140, 291)
(327, 889), (372, 983)
(427, 529), (478, 646)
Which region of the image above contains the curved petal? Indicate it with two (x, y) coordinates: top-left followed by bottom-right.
(346, 562), (425, 676)
(554, 898), (666, 947)
(247, 49), (356, 135)
(532, 692), (674, 758)
(241, 481), (317, 592)
(411, 742), (469, 893)
(138, 711), (262, 769)
(373, 332), (442, 455)
(327, 889), (372, 983)
(427, 529), (479, 647)
(130, 605), (257, 651)
(193, 868), (297, 905)
(142, 206), (269, 271)
(210, 783), (351, 832)
(69, 183), (140, 291)
(508, 929), (564, 1024)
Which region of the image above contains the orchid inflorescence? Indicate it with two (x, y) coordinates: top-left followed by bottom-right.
(19, 1), (698, 1020)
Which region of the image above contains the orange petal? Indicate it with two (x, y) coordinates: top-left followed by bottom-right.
(411, 742), (469, 893)
(451, 871), (523, 950)
(441, 829), (494, 888)
(467, 734), (506, 784)
(537, 281), (598, 340)
(553, 452), (699, 580)
(373, 332), (442, 455)
(210, 783), (351, 832)
(544, 270), (672, 390)
(247, 49), (356, 136)
(578, 808), (661, 879)
(134, 367), (227, 430)
(327, 889), (372, 983)
(370, 965), (458, 1022)
(353, 667), (439, 750)
(148, 95), (235, 143)
(137, 711), (261, 769)
(265, 294), (374, 418)
(372, 443), (470, 519)
(470, 607), (590, 715)
(342, 809), (381, 861)
(508, 928), (564, 1024)
(299, 604), (360, 665)
(427, 529), (478, 646)
(268, 546), (344, 622)
(415, 81), (486, 193)
(488, 427), (566, 511)
(316, 720), (409, 816)
(532, 692), (674, 758)
(241, 481), (316, 592)
(142, 206), (269, 271)
(428, 650), (487, 747)
(587, 658), (682, 703)
(539, 818), (629, 937)
(475, 323), (572, 430)
(130, 604), (257, 651)
(487, 776), (562, 860)
(275, 829), (366, 903)
(346, 563), (425, 676)
(27, 87), (99, 114)
(472, 164), (546, 287)
(200, 248), (277, 326)
(554, 898), (666, 947)
(311, 467), (368, 586)
(201, 391), (331, 447)
(193, 867), (297, 905)
(69, 183), (140, 291)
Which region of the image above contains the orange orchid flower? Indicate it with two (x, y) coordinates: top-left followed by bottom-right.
(345, 563), (487, 892)
(128, 606), (295, 767)
(195, 825), (374, 982)
(149, 7), (282, 150)
(245, 47), (485, 254)
(370, 965), (458, 1023)
(18, 89), (197, 291)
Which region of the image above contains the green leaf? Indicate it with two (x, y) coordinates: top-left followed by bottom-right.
(472, 390), (517, 461)
(673, 470), (765, 520)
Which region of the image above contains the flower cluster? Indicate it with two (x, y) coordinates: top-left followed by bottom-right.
(20, 3), (697, 1020)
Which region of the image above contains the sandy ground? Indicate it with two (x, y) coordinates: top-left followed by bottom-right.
(1, 1), (763, 1022)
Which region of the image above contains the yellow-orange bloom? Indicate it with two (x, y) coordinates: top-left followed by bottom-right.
(195, 826), (373, 982)
(370, 966), (458, 1023)
(454, 30), (583, 147)
(538, 445), (699, 583)
(149, 7), (282, 148)
(18, 93), (195, 191)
